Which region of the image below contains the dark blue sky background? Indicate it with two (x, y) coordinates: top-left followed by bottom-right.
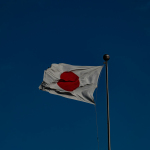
(0, 0), (150, 150)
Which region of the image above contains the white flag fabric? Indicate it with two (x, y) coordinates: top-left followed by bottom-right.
(39, 63), (103, 104)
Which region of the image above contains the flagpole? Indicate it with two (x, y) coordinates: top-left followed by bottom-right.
(103, 54), (111, 150)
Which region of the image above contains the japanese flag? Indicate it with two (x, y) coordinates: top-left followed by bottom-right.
(39, 63), (103, 105)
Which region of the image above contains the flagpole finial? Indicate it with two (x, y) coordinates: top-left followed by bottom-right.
(103, 54), (110, 61)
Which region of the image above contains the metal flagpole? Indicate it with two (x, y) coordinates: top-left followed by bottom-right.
(103, 54), (111, 150)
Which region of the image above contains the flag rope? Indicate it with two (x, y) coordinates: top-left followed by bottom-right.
(95, 88), (100, 150)
(94, 65), (104, 150)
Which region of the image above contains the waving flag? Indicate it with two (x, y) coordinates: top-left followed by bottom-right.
(39, 63), (103, 104)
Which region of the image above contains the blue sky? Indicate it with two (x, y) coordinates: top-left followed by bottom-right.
(0, 0), (150, 150)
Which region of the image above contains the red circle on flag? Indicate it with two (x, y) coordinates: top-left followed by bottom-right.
(57, 71), (80, 91)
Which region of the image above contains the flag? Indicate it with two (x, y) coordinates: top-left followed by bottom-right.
(39, 63), (103, 104)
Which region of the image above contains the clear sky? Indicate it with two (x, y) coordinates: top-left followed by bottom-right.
(0, 0), (150, 150)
